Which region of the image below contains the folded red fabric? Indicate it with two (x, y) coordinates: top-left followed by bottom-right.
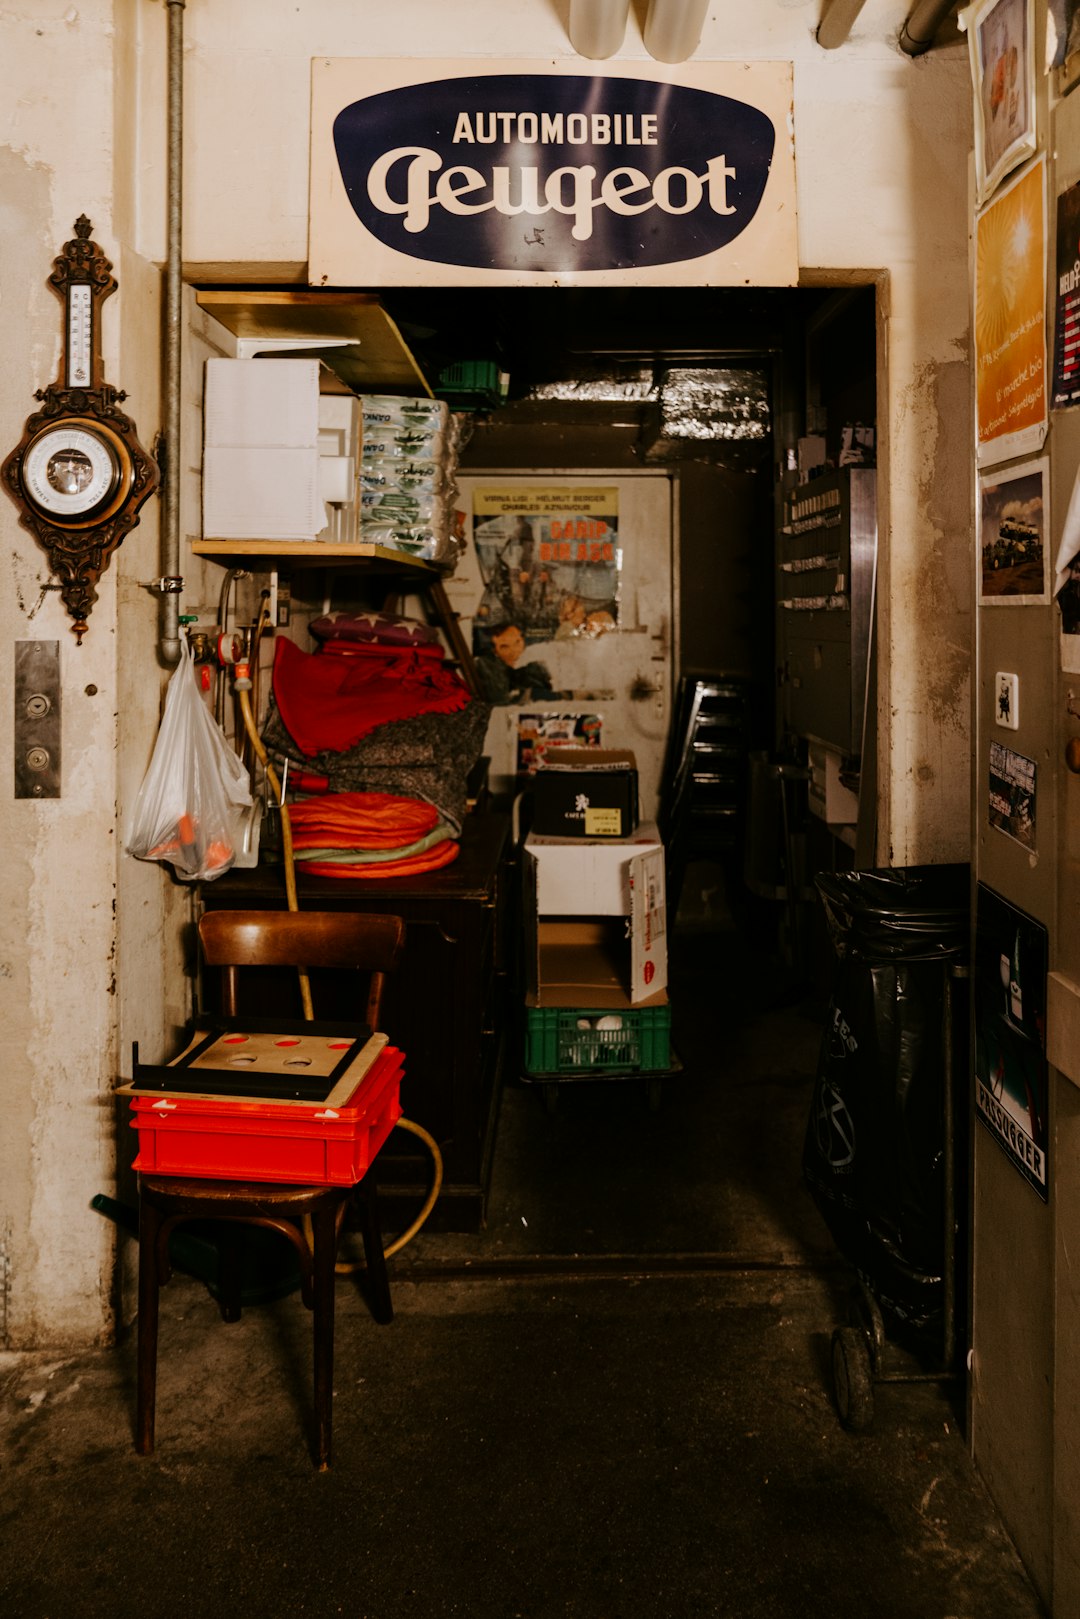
(272, 634), (470, 757)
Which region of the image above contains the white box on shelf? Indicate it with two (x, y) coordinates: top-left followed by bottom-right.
(202, 358), (360, 543)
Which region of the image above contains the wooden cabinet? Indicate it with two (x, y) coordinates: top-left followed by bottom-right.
(200, 812), (513, 1233)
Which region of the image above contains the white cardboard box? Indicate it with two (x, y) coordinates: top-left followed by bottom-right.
(523, 824), (667, 1007)
(202, 358), (359, 543)
(524, 822), (663, 914)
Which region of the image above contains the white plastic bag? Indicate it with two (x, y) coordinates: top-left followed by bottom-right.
(126, 647), (253, 882)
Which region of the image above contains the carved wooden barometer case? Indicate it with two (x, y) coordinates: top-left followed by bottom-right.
(2, 217), (159, 642)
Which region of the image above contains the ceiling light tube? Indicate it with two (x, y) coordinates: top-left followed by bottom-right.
(644, 0), (710, 64)
(568, 0), (632, 59)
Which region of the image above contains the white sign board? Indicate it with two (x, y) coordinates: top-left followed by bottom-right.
(309, 58), (797, 288)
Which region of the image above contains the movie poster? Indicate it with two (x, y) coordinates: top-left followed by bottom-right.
(973, 883), (1049, 1199)
(470, 486), (620, 706)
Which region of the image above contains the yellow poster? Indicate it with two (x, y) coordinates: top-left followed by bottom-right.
(976, 156), (1047, 466)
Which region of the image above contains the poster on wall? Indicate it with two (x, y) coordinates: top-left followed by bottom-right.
(470, 485), (620, 705)
(988, 739), (1037, 848)
(975, 156), (1048, 466)
(309, 58), (798, 287)
(977, 457), (1049, 602)
(973, 883), (1049, 1200)
(1052, 179), (1080, 407)
(964, 0), (1037, 204)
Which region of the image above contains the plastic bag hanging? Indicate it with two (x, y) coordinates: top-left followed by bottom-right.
(126, 646), (253, 881)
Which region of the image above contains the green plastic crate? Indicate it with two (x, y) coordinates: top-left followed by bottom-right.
(524, 1005), (670, 1076)
(434, 359), (506, 410)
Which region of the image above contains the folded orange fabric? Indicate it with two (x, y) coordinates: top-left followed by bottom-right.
(297, 840), (460, 880)
(287, 791), (439, 851)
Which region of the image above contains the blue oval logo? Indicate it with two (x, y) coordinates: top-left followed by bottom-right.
(332, 75), (777, 273)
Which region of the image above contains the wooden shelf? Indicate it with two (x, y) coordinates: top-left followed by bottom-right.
(194, 289), (432, 397)
(191, 540), (438, 573)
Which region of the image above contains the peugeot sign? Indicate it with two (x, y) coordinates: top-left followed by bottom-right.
(310, 60), (798, 287)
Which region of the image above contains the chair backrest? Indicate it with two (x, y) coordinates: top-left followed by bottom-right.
(197, 909), (405, 1029)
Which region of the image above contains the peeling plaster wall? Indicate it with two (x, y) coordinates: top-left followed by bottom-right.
(1, 2), (168, 1348)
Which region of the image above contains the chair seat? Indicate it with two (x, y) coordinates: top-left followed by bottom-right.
(139, 1173), (349, 1209)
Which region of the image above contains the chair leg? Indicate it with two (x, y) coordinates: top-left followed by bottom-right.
(356, 1178), (394, 1326)
(311, 1200), (339, 1470)
(215, 1223), (245, 1322)
(136, 1195), (163, 1456)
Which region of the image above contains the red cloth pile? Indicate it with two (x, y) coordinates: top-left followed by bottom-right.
(287, 790), (459, 880)
(272, 634), (471, 759)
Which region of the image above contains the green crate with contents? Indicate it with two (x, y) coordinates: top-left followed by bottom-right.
(524, 1004), (670, 1076)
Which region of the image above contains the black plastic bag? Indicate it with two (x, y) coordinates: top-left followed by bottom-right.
(802, 864), (968, 1336)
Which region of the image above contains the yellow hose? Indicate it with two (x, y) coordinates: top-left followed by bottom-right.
(233, 668), (443, 1261)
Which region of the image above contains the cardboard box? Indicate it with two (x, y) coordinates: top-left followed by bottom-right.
(523, 825), (667, 1006)
(202, 358), (359, 543)
(531, 748), (639, 838)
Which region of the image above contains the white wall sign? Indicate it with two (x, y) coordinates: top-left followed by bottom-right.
(309, 58), (797, 287)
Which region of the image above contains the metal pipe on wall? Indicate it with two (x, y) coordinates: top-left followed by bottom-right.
(643, 0), (710, 64)
(899, 0), (958, 57)
(160, 0), (186, 666)
(817, 0), (869, 51)
(568, 0), (631, 59)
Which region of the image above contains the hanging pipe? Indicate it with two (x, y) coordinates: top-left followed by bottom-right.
(899, 0), (958, 57)
(817, 0), (869, 50)
(160, 0), (186, 666)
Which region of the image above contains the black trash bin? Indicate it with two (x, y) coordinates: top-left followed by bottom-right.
(802, 864), (969, 1428)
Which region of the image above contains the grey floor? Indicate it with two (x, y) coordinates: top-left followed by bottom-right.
(0, 892), (1049, 1619)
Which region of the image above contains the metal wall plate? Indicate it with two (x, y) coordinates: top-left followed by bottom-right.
(14, 641), (61, 799)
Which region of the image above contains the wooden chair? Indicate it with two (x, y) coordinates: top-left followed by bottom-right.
(136, 908), (406, 1470)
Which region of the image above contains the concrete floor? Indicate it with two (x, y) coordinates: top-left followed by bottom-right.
(0, 906), (1049, 1619)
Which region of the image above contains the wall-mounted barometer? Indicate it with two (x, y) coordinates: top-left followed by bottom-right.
(2, 216), (158, 643)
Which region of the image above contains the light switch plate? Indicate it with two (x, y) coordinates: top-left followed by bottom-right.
(995, 671), (1019, 730)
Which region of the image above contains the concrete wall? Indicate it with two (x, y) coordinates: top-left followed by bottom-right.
(0, 0), (178, 1346)
(1, 3), (973, 1364)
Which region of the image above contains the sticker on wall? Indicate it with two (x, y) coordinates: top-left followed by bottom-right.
(309, 58), (798, 287)
(517, 712), (602, 774)
(963, 0), (1037, 206)
(988, 739), (1037, 848)
(977, 457), (1049, 603)
(973, 883), (1049, 1200)
(975, 156), (1048, 467)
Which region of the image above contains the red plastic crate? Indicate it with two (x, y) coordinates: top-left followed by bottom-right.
(129, 1045), (404, 1185)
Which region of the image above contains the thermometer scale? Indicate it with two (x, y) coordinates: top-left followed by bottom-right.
(66, 283), (93, 389)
